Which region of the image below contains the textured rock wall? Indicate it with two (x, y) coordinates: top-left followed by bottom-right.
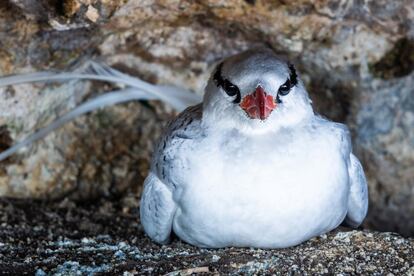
(0, 0), (413, 236)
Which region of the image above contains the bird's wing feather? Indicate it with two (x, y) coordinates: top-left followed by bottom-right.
(139, 172), (176, 244)
(326, 120), (368, 227)
(151, 103), (204, 188)
(324, 120), (368, 227)
(344, 153), (369, 227)
(140, 104), (203, 243)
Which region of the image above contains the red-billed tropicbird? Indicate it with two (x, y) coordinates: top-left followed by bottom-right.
(140, 48), (368, 248)
(0, 48), (368, 249)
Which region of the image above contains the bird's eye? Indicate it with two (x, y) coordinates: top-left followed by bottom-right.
(223, 80), (241, 98)
(213, 63), (241, 104)
(278, 79), (291, 96)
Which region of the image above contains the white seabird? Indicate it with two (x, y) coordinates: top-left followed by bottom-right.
(140, 48), (369, 248)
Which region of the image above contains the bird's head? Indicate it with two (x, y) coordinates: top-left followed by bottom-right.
(202, 48), (313, 134)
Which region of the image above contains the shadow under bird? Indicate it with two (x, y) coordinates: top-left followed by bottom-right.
(0, 48), (368, 248)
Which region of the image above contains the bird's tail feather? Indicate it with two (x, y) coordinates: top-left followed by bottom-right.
(0, 62), (202, 161)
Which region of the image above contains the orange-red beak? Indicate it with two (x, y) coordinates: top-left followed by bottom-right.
(239, 85), (277, 120)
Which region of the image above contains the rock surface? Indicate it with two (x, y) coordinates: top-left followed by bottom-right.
(0, 0), (413, 236)
(0, 197), (413, 275)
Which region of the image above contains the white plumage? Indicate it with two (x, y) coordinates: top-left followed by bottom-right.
(140, 49), (368, 248)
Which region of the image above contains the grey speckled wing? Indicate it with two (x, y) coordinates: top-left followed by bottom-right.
(140, 103), (204, 244)
(152, 103), (204, 188)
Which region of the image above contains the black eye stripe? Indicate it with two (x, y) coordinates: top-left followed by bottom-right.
(213, 63), (241, 104)
(288, 63), (298, 86)
(278, 63), (298, 97)
(276, 94), (282, 104)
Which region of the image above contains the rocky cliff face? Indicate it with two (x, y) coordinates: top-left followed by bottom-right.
(0, 0), (413, 236)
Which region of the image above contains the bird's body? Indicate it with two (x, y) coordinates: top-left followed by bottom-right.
(140, 49), (368, 248)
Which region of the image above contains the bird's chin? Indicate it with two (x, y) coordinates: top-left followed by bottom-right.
(235, 115), (278, 135)
(202, 107), (279, 134)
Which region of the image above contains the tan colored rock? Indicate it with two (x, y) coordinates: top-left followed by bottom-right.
(85, 5), (99, 22)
